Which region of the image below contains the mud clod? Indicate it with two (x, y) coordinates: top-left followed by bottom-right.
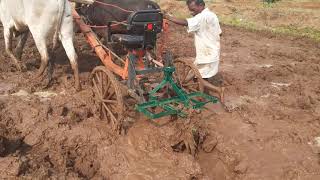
(0, 136), (5, 156)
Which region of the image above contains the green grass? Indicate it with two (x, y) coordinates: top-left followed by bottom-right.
(219, 16), (258, 31)
(219, 16), (320, 42)
(271, 26), (320, 41)
(159, 0), (320, 42)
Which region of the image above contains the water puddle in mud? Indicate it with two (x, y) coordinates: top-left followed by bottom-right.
(0, 86), (62, 101)
(271, 82), (292, 90)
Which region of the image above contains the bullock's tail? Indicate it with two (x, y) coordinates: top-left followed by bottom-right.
(53, 0), (66, 50)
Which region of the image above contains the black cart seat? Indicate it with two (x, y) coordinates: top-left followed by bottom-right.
(111, 34), (144, 48)
(110, 10), (163, 49)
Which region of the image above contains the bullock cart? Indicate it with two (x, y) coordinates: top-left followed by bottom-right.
(72, 2), (218, 130)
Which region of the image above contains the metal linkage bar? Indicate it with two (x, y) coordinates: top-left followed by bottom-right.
(136, 66), (218, 119)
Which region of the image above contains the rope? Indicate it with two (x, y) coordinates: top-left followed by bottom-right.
(77, 1), (133, 29)
(88, 25), (109, 28)
(88, 21), (127, 28)
(94, 0), (134, 13)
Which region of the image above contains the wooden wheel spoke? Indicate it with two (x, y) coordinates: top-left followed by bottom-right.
(180, 64), (187, 81)
(92, 78), (102, 98)
(102, 99), (118, 104)
(95, 72), (102, 91)
(99, 103), (103, 117)
(174, 67), (183, 85)
(184, 88), (190, 93)
(188, 87), (198, 92)
(103, 78), (111, 98)
(183, 68), (194, 83)
(95, 71), (102, 83)
(102, 102), (118, 125)
(106, 89), (116, 100)
(101, 103), (108, 120)
(109, 104), (117, 110)
(174, 64), (181, 75)
(183, 82), (199, 87)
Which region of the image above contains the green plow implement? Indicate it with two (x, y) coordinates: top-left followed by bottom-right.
(135, 65), (219, 119)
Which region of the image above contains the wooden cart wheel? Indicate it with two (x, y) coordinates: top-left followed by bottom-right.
(173, 58), (204, 93)
(90, 66), (124, 131)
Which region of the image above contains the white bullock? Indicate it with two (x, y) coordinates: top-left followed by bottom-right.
(0, 0), (80, 90)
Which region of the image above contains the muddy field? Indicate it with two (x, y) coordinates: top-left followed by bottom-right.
(1, 18), (320, 180)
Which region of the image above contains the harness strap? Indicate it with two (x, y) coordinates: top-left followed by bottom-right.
(87, 21), (128, 29)
(95, 0), (134, 13)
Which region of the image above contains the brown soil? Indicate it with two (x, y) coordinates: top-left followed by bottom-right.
(284, 2), (320, 10)
(159, 0), (320, 34)
(1, 21), (320, 179)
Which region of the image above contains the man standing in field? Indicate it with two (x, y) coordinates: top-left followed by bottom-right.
(164, 0), (224, 102)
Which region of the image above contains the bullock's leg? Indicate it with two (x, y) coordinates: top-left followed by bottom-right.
(33, 37), (49, 79)
(60, 37), (80, 90)
(4, 28), (21, 71)
(15, 31), (29, 61)
(60, 15), (81, 91)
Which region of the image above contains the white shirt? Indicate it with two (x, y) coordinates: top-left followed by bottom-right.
(187, 8), (222, 64)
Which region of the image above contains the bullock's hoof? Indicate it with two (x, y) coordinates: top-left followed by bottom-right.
(75, 84), (82, 92)
(14, 64), (22, 72)
(33, 73), (44, 81)
(74, 78), (81, 91)
(34, 70), (45, 79)
(41, 77), (52, 89)
(20, 63), (27, 72)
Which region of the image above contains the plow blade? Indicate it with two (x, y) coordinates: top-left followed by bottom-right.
(135, 66), (218, 119)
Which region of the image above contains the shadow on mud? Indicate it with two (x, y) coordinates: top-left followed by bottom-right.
(0, 136), (32, 157)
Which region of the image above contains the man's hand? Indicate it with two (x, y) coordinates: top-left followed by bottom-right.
(163, 12), (173, 20)
(162, 13), (188, 26)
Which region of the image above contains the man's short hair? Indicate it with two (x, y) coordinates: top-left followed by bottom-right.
(186, 0), (205, 6)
